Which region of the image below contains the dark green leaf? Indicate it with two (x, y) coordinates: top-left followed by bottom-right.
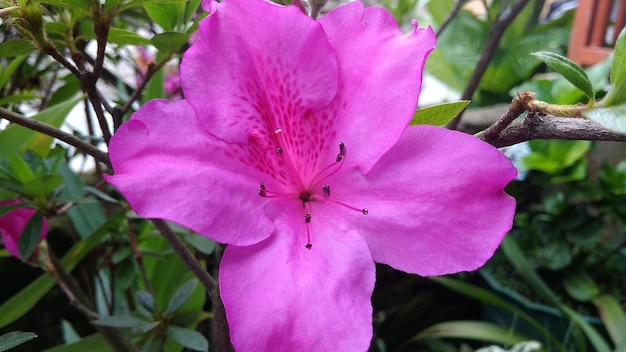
(18, 211), (43, 261)
(120, 0), (182, 12)
(0, 39), (36, 58)
(134, 321), (161, 333)
(23, 175), (64, 198)
(84, 186), (120, 204)
(0, 211), (124, 328)
(183, 233), (216, 255)
(603, 28), (626, 106)
(410, 101), (469, 126)
(584, 105), (626, 134)
(0, 177), (27, 195)
(42, 332), (115, 352)
(92, 315), (148, 328)
(111, 247), (132, 264)
(532, 51), (595, 101)
(47, 76), (81, 107)
(165, 279), (197, 316)
(151, 32), (189, 55)
(137, 291), (157, 313)
(0, 204), (22, 217)
(0, 331), (37, 352)
(165, 326), (208, 351)
(563, 271), (600, 302)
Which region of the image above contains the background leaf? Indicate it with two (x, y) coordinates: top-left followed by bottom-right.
(0, 331), (37, 352)
(411, 101), (470, 126)
(584, 105), (626, 134)
(532, 51), (595, 101)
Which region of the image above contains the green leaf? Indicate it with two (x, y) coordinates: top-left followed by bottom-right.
(9, 155), (35, 184)
(165, 326), (208, 351)
(119, 0), (182, 11)
(0, 97), (82, 159)
(592, 294), (626, 347)
(165, 279), (197, 316)
(563, 271), (600, 302)
(41, 0), (90, 14)
(412, 321), (530, 345)
(0, 55), (27, 88)
(532, 51), (595, 101)
(106, 28), (151, 46)
(18, 211), (43, 261)
(410, 101), (470, 126)
(93, 315), (149, 328)
(0, 177), (27, 195)
(144, 3), (182, 31)
(603, 28), (626, 106)
(0, 331), (37, 352)
(584, 105), (626, 134)
(23, 174), (64, 198)
(0, 211), (124, 328)
(42, 333), (115, 352)
(0, 39), (35, 58)
(151, 32), (189, 55)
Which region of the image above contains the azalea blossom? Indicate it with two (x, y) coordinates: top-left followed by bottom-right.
(106, 0), (517, 350)
(0, 199), (48, 261)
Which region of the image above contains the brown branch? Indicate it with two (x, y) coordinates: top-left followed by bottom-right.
(0, 106), (111, 168)
(150, 219), (233, 351)
(447, 0), (531, 129)
(476, 114), (626, 147)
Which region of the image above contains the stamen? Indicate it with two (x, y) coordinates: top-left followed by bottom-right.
(309, 142), (347, 187)
(257, 181), (299, 199)
(327, 198), (368, 216)
(305, 203), (312, 249)
(322, 184), (330, 198)
(274, 128), (305, 190)
(336, 142), (346, 162)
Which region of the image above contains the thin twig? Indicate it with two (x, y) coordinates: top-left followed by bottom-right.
(447, 0), (531, 129)
(128, 218), (153, 295)
(0, 106), (111, 168)
(437, 0), (469, 38)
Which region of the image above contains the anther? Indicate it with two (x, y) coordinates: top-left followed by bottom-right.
(304, 212), (312, 223)
(362, 209), (368, 215)
(322, 184), (330, 198)
(305, 243), (312, 249)
(276, 147), (283, 154)
(258, 181), (267, 197)
(336, 142), (346, 162)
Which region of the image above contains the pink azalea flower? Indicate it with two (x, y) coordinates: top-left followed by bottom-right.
(106, 0), (517, 350)
(0, 199), (48, 260)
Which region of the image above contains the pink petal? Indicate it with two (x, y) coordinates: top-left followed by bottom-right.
(106, 100), (274, 246)
(333, 126), (516, 276)
(219, 202), (375, 351)
(318, 3), (436, 172)
(0, 199), (48, 259)
(181, 0), (339, 146)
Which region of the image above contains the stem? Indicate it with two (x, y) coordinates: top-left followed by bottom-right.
(128, 218), (153, 295)
(0, 107), (111, 167)
(447, 0), (531, 129)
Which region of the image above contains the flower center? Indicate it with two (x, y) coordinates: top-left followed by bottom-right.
(257, 128), (367, 250)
